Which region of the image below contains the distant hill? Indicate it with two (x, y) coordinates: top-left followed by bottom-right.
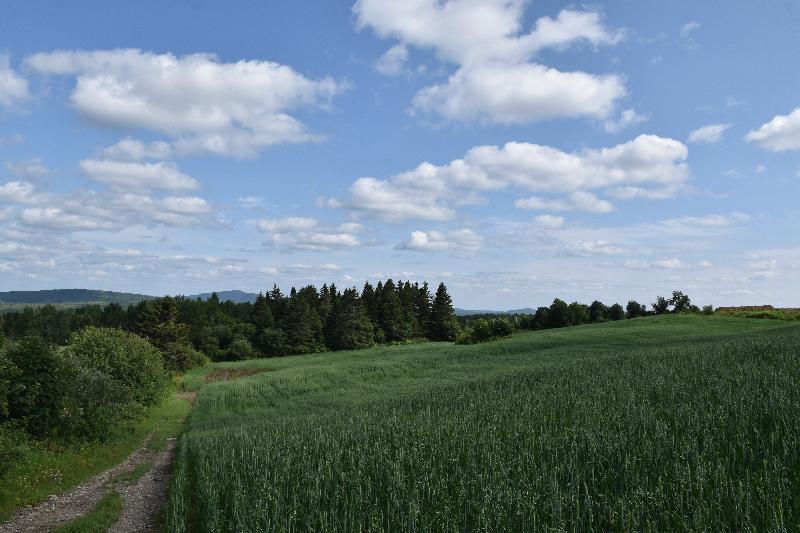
(0, 289), (154, 309)
(187, 290), (259, 304)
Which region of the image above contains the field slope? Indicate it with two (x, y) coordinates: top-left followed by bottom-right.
(168, 315), (800, 531)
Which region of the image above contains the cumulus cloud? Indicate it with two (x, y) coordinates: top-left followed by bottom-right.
(745, 107), (800, 151)
(0, 179), (218, 233)
(413, 63), (624, 124)
(354, 1), (625, 124)
(395, 228), (482, 252)
(532, 214), (565, 229)
(688, 123), (731, 144)
(336, 135), (687, 221)
(0, 181), (41, 204)
(26, 49), (344, 157)
(515, 191), (615, 214)
(375, 44), (409, 76)
(20, 207), (116, 231)
(80, 159), (200, 191)
(6, 158), (48, 179)
(564, 240), (626, 256)
(101, 137), (173, 161)
(0, 54), (29, 108)
(603, 108), (648, 133)
(257, 216), (363, 252)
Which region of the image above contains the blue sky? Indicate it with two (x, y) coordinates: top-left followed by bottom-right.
(0, 0), (798, 309)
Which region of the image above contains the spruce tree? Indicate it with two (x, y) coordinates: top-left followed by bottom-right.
(378, 279), (404, 342)
(429, 282), (457, 341)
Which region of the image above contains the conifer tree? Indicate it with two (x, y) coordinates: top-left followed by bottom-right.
(429, 282), (457, 341)
(251, 293), (273, 331)
(378, 279), (405, 342)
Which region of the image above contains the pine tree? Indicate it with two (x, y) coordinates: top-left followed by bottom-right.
(332, 288), (374, 350)
(429, 282), (457, 341)
(378, 279), (404, 342)
(251, 293), (274, 330)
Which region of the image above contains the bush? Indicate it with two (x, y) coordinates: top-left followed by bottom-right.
(225, 334), (257, 361)
(0, 424), (29, 477)
(702, 305), (715, 315)
(163, 342), (208, 373)
(64, 327), (169, 410)
(491, 319), (514, 338)
(456, 318), (514, 345)
(2, 337), (74, 438)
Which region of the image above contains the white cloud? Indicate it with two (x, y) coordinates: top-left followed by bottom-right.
(603, 108), (648, 133)
(653, 257), (688, 270)
(680, 21), (701, 38)
(515, 191), (615, 214)
(101, 137), (173, 161)
(257, 217), (363, 251)
(659, 212), (750, 230)
(336, 134), (687, 221)
(257, 217), (319, 233)
(5, 158), (48, 179)
(564, 240), (626, 256)
(413, 63), (624, 124)
(80, 159), (200, 191)
(161, 196), (211, 214)
(0, 181), (40, 204)
(0, 54), (29, 108)
(688, 123), (731, 144)
(532, 215), (565, 229)
(20, 207), (116, 231)
(237, 196), (265, 209)
(354, 2), (625, 124)
(745, 107), (800, 151)
(375, 44), (409, 76)
(396, 228), (482, 252)
(26, 49), (344, 157)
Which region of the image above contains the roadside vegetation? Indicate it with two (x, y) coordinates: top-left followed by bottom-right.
(167, 315), (800, 531)
(53, 491), (122, 533)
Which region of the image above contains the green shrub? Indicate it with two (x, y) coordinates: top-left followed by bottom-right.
(162, 342), (207, 373)
(0, 423), (29, 477)
(3, 337), (74, 438)
(225, 334), (257, 361)
(64, 327), (169, 410)
(456, 318), (514, 345)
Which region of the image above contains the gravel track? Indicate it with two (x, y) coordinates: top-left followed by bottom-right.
(0, 433), (176, 533)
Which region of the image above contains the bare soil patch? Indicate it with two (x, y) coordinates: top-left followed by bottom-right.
(175, 391), (197, 404)
(204, 368), (266, 383)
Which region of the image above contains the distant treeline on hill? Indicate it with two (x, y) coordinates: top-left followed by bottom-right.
(0, 280), (459, 365)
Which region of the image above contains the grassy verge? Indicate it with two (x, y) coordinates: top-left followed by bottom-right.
(53, 491), (122, 533)
(112, 461), (151, 484)
(0, 392), (191, 522)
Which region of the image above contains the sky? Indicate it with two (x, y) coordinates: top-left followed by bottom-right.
(0, 0), (798, 310)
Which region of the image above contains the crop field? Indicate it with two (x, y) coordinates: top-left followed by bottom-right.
(167, 316), (800, 531)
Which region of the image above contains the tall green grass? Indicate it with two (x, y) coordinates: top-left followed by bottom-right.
(167, 316), (800, 531)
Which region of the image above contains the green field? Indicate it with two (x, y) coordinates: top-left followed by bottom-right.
(167, 315), (800, 531)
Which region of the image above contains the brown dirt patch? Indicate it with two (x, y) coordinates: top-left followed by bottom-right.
(175, 391), (197, 404)
(204, 368), (266, 383)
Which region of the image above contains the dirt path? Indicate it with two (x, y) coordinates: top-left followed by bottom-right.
(0, 434), (174, 533)
(1, 390), (196, 533)
(108, 438), (177, 533)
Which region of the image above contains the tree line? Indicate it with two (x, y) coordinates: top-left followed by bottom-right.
(1, 280), (459, 370)
(456, 290), (707, 344)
